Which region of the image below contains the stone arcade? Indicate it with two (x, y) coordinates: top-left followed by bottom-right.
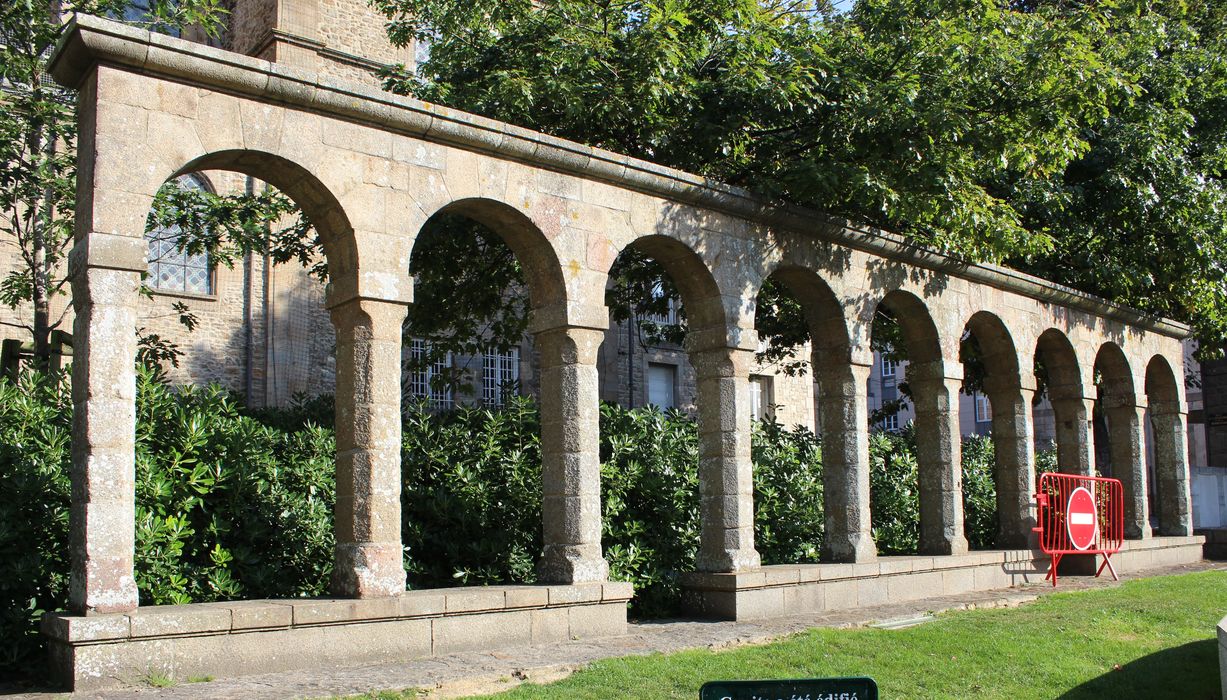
(44, 15), (1204, 689)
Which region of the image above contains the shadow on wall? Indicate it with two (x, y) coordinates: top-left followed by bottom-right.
(1056, 640), (1220, 699)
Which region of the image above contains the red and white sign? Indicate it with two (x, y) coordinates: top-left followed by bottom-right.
(1065, 486), (1098, 551)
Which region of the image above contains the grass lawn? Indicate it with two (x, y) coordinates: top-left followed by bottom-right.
(369, 570), (1226, 700)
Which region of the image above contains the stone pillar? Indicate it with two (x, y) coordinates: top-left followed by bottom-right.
(1106, 403), (1151, 539)
(986, 385), (1036, 549)
(1152, 405), (1193, 536)
(815, 360), (876, 562)
(68, 235), (146, 615)
(691, 345), (761, 572)
(329, 298), (407, 598)
(908, 362), (968, 556)
(536, 326), (609, 583)
(1051, 395), (1096, 476)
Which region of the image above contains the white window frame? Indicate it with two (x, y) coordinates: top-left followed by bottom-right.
(482, 347), (520, 407)
(408, 339), (453, 409)
(749, 374), (774, 421)
(975, 392), (992, 423)
(881, 355), (898, 379)
(882, 412), (899, 431)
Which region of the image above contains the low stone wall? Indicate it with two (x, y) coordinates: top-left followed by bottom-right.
(682, 536), (1205, 621)
(43, 582), (632, 690)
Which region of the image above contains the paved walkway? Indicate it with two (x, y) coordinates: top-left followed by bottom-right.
(9, 561), (1222, 700)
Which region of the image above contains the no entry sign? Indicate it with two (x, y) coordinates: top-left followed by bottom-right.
(1033, 473), (1124, 586)
(1065, 486), (1098, 551)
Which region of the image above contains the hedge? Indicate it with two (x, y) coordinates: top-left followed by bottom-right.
(0, 368), (1038, 680)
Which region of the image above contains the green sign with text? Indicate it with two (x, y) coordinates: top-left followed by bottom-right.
(700, 678), (878, 700)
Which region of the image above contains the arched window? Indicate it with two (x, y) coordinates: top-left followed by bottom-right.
(146, 174), (213, 295)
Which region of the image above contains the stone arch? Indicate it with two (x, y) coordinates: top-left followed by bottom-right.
(1035, 328), (1093, 475)
(173, 150), (360, 284)
(604, 233), (759, 573)
(869, 289), (967, 555)
(759, 264), (874, 562)
(1095, 343), (1150, 538)
(610, 233), (729, 343)
(1145, 355), (1192, 535)
(411, 197), (570, 322)
(962, 310), (1033, 548)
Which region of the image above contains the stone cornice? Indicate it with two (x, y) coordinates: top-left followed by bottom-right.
(48, 14), (1192, 340)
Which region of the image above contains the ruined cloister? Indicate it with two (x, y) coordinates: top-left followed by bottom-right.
(45, 15), (1205, 689)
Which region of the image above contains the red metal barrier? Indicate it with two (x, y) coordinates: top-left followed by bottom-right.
(1033, 473), (1124, 586)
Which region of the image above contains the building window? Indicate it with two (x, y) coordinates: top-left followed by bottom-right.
(882, 412), (899, 431)
(647, 362), (677, 409)
(408, 339), (453, 409)
(750, 375), (774, 421)
(975, 392), (992, 423)
(641, 282), (680, 327)
(881, 354), (898, 380)
(146, 174), (213, 295)
(482, 347), (520, 407)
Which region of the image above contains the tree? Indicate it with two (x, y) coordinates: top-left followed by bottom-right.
(371, 0), (1227, 362)
(0, 0), (312, 368)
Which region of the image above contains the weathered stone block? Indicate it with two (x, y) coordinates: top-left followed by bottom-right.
(431, 610), (532, 655)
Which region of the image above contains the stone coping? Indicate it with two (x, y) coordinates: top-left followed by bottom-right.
(47, 14), (1188, 340)
(43, 582), (632, 644)
(682, 536), (1205, 592)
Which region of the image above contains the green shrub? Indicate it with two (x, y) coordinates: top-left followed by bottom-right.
(961, 434), (998, 550)
(400, 396), (542, 587)
(600, 403), (701, 617)
(753, 419), (823, 564)
(0, 368), (336, 679)
(0, 367), (1050, 680)
(868, 429), (921, 554)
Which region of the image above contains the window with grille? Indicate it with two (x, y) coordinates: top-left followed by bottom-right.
(482, 347), (520, 406)
(749, 375), (774, 421)
(408, 339), (453, 409)
(146, 174), (213, 295)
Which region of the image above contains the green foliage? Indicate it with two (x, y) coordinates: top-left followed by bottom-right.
(961, 434), (998, 551)
(0, 368), (1061, 678)
(400, 396), (542, 587)
(752, 419), (824, 564)
(599, 404), (701, 617)
(0, 368), (336, 678)
(868, 429), (920, 554)
(373, 0), (1227, 357)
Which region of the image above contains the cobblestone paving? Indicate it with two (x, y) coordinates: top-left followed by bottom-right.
(10, 561), (1221, 700)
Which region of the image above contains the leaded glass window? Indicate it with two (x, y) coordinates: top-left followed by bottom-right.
(147, 174), (213, 295)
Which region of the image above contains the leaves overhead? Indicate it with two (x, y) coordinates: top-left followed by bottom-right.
(374, 0), (1227, 357)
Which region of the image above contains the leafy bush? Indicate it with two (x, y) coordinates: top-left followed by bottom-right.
(400, 396), (542, 587)
(0, 368), (336, 679)
(961, 434), (998, 550)
(752, 420), (824, 564)
(0, 368), (1048, 680)
(600, 404), (700, 617)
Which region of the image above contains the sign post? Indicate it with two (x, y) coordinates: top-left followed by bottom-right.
(700, 678), (878, 700)
(1033, 473), (1124, 586)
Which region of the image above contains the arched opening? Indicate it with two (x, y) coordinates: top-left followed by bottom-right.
(600, 234), (759, 587)
(869, 290), (967, 556)
(1145, 355), (1192, 536)
(1094, 344), (1149, 538)
(960, 311), (1030, 549)
(1034, 329), (1092, 475)
(127, 153), (368, 603)
(399, 197), (570, 589)
(755, 265), (872, 563)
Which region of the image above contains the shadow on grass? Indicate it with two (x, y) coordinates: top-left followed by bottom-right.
(1059, 640), (1220, 699)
